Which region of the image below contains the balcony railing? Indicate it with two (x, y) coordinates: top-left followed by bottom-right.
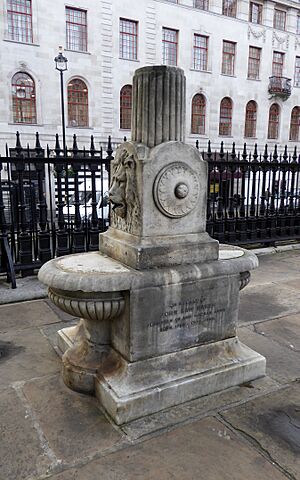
(268, 76), (291, 98)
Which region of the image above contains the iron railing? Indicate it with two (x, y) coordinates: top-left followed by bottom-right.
(1, 133), (300, 287)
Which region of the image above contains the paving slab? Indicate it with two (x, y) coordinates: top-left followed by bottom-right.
(0, 387), (50, 480)
(0, 275), (47, 305)
(0, 327), (60, 387)
(221, 382), (300, 479)
(253, 313), (300, 352)
(22, 374), (124, 463)
(0, 299), (62, 333)
(239, 325), (300, 384)
(239, 283), (300, 324)
(249, 252), (300, 287)
(49, 416), (288, 480)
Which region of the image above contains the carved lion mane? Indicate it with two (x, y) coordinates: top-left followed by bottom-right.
(109, 143), (140, 234)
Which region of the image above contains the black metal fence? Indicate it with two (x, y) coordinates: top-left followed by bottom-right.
(1, 132), (300, 287)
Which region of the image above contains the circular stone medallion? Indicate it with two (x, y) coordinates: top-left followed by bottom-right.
(154, 162), (200, 218)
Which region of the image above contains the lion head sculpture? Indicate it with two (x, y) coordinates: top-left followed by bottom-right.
(109, 144), (140, 234)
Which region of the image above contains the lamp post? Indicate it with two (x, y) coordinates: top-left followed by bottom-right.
(54, 46), (68, 154)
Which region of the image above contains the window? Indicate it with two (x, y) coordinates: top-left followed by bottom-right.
(66, 7), (87, 52)
(162, 28), (178, 65)
(67, 79), (88, 127)
(294, 57), (300, 87)
(7, 0), (33, 43)
(219, 97), (233, 136)
(191, 94), (206, 134)
(194, 0), (209, 10)
(290, 107), (300, 141)
(297, 15), (300, 35)
(268, 104), (280, 139)
(249, 2), (262, 24)
(248, 46), (261, 80)
(222, 41), (236, 76)
(274, 9), (286, 31)
(193, 35), (208, 71)
(120, 85), (132, 129)
(222, 0), (237, 17)
(11, 72), (36, 124)
(119, 18), (138, 60)
(244, 101), (257, 138)
(272, 51), (284, 77)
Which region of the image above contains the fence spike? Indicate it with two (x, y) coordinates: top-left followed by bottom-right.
(252, 143), (258, 162)
(272, 144), (278, 162)
(124, 136), (127, 142)
(106, 135), (113, 159)
(72, 134), (78, 155)
(90, 135), (95, 155)
(282, 145), (288, 163)
(242, 143), (247, 161)
(292, 146), (297, 163)
(195, 140), (199, 150)
(35, 132), (43, 157)
(263, 144), (268, 161)
(15, 131), (23, 156)
(220, 141), (224, 159)
(55, 134), (61, 156)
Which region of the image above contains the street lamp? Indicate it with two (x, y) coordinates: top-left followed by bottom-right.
(54, 46), (68, 154)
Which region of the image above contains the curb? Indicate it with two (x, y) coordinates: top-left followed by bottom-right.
(250, 242), (300, 257)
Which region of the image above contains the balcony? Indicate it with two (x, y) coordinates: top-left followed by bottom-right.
(268, 76), (291, 99)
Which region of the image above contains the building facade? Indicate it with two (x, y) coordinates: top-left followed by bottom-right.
(1, 0), (300, 153)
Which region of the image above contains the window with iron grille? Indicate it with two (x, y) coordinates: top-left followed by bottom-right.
(244, 101), (257, 138)
(120, 85), (132, 129)
(194, 0), (209, 10)
(273, 9), (286, 31)
(193, 35), (208, 71)
(219, 97), (232, 136)
(289, 106), (300, 141)
(222, 41), (236, 76)
(268, 103), (280, 139)
(222, 0), (237, 17)
(66, 7), (87, 52)
(272, 51), (284, 77)
(248, 46), (261, 80)
(162, 28), (178, 65)
(7, 0), (33, 43)
(249, 2), (262, 24)
(12, 72), (36, 124)
(294, 57), (300, 87)
(120, 18), (138, 60)
(67, 79), (88, 127)
(191, 94), (206, 134)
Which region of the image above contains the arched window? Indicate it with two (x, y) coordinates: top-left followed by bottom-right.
(289, 106), (300, 141)
(67, 79), (88, 127)
(120, 85), (132, 130)
(268, 103), (280, 139)
(191, 94), (206, 134)
(244, 101), (257, 138)
(12, 72), (36, 124)
(219, 97), (232, 136)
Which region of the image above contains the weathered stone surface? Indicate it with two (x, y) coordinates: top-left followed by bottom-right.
(22, 374), (124, 463)
(131, 66), (186, 147)
(0, 299), (62, 333)
(0, 388), (49, 480)
(221, 382), (300, 479)
(239, 325), (300, 384)
(122, 376), (279, 440)
(239, 283), (300, 324)
(49, 417), (288, 480)
(95, 337), (265, 424)
(0, 328), (60, 386)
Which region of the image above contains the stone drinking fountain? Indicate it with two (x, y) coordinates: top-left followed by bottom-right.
(39, 65), (265, 425)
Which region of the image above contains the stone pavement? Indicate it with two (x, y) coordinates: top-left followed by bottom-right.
(1, 250), (300, 480)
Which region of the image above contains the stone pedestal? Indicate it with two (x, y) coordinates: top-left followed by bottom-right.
(38, 65), (265, 425)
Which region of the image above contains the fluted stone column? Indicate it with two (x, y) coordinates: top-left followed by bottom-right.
(131, 66), (186, 148)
